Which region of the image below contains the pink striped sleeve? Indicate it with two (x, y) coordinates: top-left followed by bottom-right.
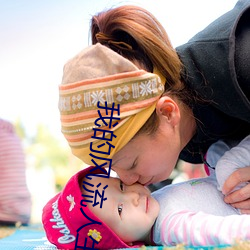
(159, 210), (250, 247)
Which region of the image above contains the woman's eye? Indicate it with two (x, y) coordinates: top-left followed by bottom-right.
(118, 204), (123, 216)
(120, 180), (124, 191)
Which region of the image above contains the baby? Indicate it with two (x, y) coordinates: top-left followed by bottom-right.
(42, 166), (146, 249)
(42, 135), (250, 249)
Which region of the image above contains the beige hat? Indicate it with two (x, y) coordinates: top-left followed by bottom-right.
(59, 43), (165, 165)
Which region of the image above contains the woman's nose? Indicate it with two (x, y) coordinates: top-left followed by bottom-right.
(113, 168), (139, 185)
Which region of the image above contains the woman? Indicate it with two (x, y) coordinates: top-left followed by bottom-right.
(59, 1), (250, 212)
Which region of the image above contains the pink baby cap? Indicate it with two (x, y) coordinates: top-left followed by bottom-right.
(42, 166), (141, 249)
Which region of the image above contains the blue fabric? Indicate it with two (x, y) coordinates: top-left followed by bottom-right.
(121, 247), (231, 250)
(0, 225), (56, 250)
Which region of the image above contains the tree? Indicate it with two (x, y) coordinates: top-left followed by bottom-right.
(14, 120), (85, 191)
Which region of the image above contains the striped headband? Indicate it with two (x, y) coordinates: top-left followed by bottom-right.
(59, 43), (165, 165)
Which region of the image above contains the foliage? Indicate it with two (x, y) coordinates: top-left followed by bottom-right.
(14, 120), (85, 191)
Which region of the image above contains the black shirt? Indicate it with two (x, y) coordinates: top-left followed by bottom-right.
(176, 0), (250, 163)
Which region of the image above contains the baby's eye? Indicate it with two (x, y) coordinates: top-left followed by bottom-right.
(118, 204), (123, 216)
(120, 180), (124, 191)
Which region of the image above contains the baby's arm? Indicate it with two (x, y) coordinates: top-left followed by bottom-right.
(159, 210), (250, 247)
(215, 135), (250, 193)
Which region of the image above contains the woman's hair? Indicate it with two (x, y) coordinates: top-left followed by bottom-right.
(90, 5), (193, 135)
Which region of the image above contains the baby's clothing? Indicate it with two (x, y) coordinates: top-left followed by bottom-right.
(152, 135), (250, 246)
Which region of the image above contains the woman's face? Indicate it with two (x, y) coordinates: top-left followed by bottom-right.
(112, 124), (181, 186)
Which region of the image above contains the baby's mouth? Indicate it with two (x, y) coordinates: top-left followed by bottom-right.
(146, 196), (149, 213)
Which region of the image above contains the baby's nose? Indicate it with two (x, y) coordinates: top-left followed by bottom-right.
(126, 191), (139, 206)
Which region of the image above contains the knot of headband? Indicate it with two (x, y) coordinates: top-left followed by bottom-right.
(59, 43), (165, 165)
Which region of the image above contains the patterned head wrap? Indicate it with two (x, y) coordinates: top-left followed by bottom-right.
(59, 43), (165, 165)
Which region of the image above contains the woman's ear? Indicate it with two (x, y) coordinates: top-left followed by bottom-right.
(156, 96), (180, 126)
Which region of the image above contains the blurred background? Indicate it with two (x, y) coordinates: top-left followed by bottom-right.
(0, 0), (238, 223)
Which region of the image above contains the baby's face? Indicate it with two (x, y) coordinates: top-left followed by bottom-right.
(82, 176), (159, 244)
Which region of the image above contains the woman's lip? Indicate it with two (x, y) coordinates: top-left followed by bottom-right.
(143, 177), (154, 186)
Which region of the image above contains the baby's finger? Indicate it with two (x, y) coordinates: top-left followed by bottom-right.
(224, 184), (250, 204)
(240, 209), (250, 214)
(228, 198), (250, 211)
(222, 167), (250, 195)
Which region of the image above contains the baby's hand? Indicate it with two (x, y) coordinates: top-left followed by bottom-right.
(223, 166), (250, 214)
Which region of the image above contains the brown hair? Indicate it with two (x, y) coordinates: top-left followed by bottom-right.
(90, 5), (193, 135)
